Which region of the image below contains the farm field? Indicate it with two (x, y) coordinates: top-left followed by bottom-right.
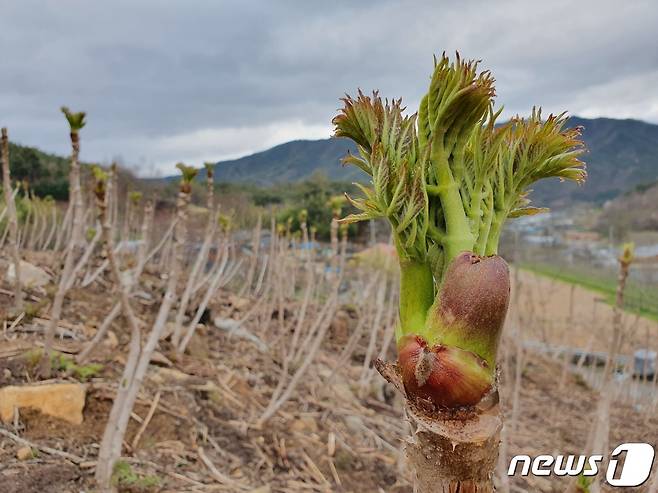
(1, 246), (656, 493)
(514, 268), (658, 354)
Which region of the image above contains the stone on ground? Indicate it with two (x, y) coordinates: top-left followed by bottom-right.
(6, 260), (52, 288)
(16, 446), (34, 460)
(0, 383), (86, 424)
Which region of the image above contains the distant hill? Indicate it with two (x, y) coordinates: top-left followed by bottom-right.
(7, 116), (658, 207)
(0, 141), (136, 201)
(200, 116), (658, 207)
(206, 138), (366, 184)
(1, 142), (72, 199)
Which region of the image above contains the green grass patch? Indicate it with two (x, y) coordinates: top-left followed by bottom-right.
(112, 460), (160, 492)
(576, 472), (593, 492)
(520, 262), (658, 322)
(23, 349), (103, 381)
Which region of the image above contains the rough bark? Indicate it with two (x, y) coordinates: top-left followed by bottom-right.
(41, 204), (58, 250)
(172, 171), (215, 349)
(568, 249), (633, 493)
(40, 131), (85, 377)
(171, 215), (216, 346)
(94, 174), (143, 491)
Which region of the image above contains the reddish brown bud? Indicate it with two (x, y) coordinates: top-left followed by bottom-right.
(428, 252), (510, 367)
(397, 335), (493, 408)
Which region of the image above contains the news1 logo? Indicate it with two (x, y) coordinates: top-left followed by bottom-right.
(508, 443), (655, 487)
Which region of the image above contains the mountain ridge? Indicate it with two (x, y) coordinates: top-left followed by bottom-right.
(195, 116), (658, 206)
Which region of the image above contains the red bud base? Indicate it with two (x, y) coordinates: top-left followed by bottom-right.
(398, 335), (492, 408)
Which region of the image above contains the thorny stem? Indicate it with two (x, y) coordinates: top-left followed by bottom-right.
(430, 140), (475, 265)
(1, 127), (23, 311)
(172, 164), (215, 350)
(76, 203), (164, 365)
(240, 213), (262, 296)
(570, 244), (634, 493)
(40, 121), (86, 378)
(94, 169), (144, 491)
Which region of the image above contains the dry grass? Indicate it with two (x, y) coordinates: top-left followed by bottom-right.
(0, 241), (657, 492)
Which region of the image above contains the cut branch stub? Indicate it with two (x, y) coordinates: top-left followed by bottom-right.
(407, 406), (501, 493)
(374, 359), (502, 493)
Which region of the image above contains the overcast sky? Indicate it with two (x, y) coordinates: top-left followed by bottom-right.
(1, 1), (657, 176)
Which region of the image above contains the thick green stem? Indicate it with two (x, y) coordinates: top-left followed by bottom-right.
(468, 175), (489, 237)
(475, 207), (493, 255)
(485, 210), (506, 255)
(431, 144), (475, 264)
(474, 182), (494, 255)
(397, 259), (435, 342)
(467, 190), (481, 228)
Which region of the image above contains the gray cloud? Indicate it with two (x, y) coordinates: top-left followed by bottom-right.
(1, 0), (657, 175)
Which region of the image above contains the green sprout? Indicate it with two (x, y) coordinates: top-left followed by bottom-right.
(176, 162), (198, 183)
(86, 227), (97, 242)
(176, 162), (198, 193)
(60, 106), (86, 133)
(92, 165), (108, 202)
(335, 56), (584, 269)
(334, 53), (585, 409)
(129, 191), (143, 205)
(24, 299), (47, 320)
(218, 212), (233, 233)
(620, 242), (634, 264)
(576, 470), (594, 492)
(204, 161), (215, 179)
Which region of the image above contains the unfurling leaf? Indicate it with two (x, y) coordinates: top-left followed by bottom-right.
(203, 161), (215, 179)
(60, 106), (86, 132)
(620, 243), (634, 264)
(129, 191), (143, 205)
(176, 163), (198, 183)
